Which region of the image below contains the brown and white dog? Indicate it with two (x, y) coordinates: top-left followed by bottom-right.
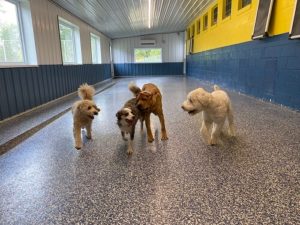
(116, 96), (144, 155)
(181, 85), (235, 145)
(129, 83), (168, 142)
(72, 83), (100, 150)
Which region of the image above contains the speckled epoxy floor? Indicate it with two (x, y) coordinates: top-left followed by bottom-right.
(0, 77), (299, 225)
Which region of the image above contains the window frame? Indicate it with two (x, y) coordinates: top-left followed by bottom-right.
(134, 48), (162, 63)
(239, 0), (252, 10)
(196, 19), (201, 34)
(58, 17), (82, 65)
(289, 0), (300, 39)
(186, 28), (190, 40)
(211, 5), (218, 26)
(0, 0), (29, 67)
(191, 24), (195, 38)
(203, 13), (208, 31)
(90, 33), (101, 64)
(223, 0), (232, 19)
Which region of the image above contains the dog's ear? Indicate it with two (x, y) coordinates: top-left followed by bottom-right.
(140, 91), (152, 99)
(197, 90), (212, 107)
(116, 111), (121, 120)
(193, 88), (211, 107)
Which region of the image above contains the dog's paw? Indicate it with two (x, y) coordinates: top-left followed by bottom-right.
(209, 138), (217, 146)
(228, 130), (236, 137)
(148, 137), (154, 142)
(161, 134), (168, 140)
(127, 148), (133, 155)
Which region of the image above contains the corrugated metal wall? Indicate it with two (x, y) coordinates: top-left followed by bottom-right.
(0, 0), (112, 121)
(112, 32), (184, 63)
(112, 32), (184, 76)
(0, 65), (111, 121)
(30, 0), (111, 64)
(113, 62), (183, 76)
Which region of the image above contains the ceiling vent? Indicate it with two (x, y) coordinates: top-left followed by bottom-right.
(139, 39), (156, 47)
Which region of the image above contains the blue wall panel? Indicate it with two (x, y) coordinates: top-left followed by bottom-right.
(114, 62), (183, 76)
(186, 34), (300, 110)
(0, 64), (111, 121)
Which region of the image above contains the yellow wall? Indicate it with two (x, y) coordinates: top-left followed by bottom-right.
(269, 0), (295, 35)
(186, 0), (296, 54)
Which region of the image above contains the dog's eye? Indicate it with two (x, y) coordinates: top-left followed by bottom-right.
(189, 98), (193, 103)
(125, 113), (129, 116)
(88, 106), (91, 110)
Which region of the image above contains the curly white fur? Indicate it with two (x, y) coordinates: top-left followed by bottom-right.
(182, 85), (235, 145)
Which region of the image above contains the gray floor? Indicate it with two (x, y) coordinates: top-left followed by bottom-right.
(0, 77), (299, 225)
(0, 79), (115, 149)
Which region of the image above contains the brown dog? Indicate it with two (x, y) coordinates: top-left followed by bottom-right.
(129, 83), (168, 142)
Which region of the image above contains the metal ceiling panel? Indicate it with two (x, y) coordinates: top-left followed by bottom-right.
(51, 0), (214, 39)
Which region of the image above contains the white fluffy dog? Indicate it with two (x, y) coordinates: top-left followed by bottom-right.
(181, 85), (235, 145)
(72, 83), (100, 150)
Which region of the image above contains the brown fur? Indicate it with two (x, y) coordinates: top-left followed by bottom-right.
(130, 83), (168, 142)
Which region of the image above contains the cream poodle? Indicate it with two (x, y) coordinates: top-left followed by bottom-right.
(72, 83), (100, 149)
(181, 85), (235, 145)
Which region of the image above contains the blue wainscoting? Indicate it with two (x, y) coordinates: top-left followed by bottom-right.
(114, 62), (183, 76)
(0, 64), (111, 121)
(187, 33), (300, 110)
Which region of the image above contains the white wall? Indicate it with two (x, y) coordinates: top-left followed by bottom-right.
(29, 0), (111, 65)
(112, 32), (184, 63)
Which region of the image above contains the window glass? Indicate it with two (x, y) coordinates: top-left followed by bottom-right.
(223, 0), (232, 18)
(59, 22), (76, 64)
(91, 34), (101, 64)
(241, 0), (251, 9)
(134, 48), (162, 63)
(191, 24), (195, 37)
(0, 0), (24, 63)
(186, 28), (190, 40)
(196, 19), (201, 34)
(212, 6), (218, 25)
(203, 14), (208, 30)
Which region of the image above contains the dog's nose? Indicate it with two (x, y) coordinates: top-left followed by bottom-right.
(94, 112), (98, 115)
(181, 105), (184, 110)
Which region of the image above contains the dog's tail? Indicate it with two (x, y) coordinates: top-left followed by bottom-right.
(129, 82), (141, 97)
(78, 83), (95, 100)
(213, 85), (221, 91)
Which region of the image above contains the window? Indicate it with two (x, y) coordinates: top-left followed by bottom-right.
(289, 0), (300, 39)
(203, 13), (208, 30)
(223, 0), (232, 18)
(90, 33), (101, 64)
(211, 5), (218, 25)
(252, 0), (274, 40)
(196, 19), (201, 34)
(0, 0), (36, 65)
(186, 28), (190, 40)
(191, 24), (195, 37)
(239, 0), (251, 9)
(134, 48), (162, 63)
(58, 17), (82, 64)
